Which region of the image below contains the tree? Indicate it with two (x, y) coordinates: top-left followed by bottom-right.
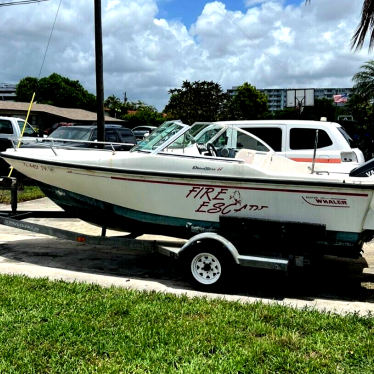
(303, 98), (338, 121)
(352, 60), (374, 102)
(350, 0), (374, 51)
(15, 77), (38, 102)
(306, 0), (374, 52)
(120, 100), (170, 127)
(16, 73), (96, 111)
(272, 107), (299, 120)
(121, 108), (170, 128)
(164, 80), (231, 124)
(130, 100), (158, 113)
(104, 94), (122, 118)
(226, 82), (270, 120)
(346, 93), (374, 124)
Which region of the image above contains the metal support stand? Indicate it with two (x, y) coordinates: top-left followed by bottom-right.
(0, 177), (17, 214)
(11, 184), (17, 213)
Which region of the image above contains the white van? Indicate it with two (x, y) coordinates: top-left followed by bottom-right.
(193, 120), (365, 174)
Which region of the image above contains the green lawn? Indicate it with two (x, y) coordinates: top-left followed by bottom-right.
(0, 275), (373, 373)
(0, 185), (44, 204)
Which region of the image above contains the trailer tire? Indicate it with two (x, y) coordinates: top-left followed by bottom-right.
(182, 243), (235, 292)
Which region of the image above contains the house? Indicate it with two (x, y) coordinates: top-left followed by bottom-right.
(0, 101), (125, 130)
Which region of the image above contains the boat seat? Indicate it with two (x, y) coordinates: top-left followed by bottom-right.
(235, 149), (256, 164)
(259, 151), (274, 170)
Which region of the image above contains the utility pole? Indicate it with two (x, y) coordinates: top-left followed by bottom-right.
(94, 0), (105, 143)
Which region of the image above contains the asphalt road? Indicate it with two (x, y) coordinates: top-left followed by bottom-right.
(1, 197), (374, 316)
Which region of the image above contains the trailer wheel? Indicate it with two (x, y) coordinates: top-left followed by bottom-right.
(183, 244), (235, 292)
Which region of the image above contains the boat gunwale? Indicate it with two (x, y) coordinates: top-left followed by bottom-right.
(2, 152), (374, 192)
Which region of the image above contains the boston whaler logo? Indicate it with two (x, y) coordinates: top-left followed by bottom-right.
(302, 196), (350, 208)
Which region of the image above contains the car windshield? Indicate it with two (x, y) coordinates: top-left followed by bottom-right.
(49, 127), (92, 141)
(17, 120), (37, 136)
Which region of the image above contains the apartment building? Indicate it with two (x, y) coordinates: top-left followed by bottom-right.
(227, 86), (353, 112)
(0, 83), (17, 101)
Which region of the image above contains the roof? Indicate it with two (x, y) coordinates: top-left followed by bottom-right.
(59, 125), (123, 129)
(0, 101), (124, 123)
(214, 119), (340, 127)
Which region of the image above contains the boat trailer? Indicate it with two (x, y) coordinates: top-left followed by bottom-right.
(1, 177), (313, 291)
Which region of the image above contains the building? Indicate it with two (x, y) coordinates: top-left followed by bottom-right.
(0, 83), (17, 101)
(227, 87), (353, 112)
(0, 101), (124, 130)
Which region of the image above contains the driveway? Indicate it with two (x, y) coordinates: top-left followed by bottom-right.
(1, 197), (374, 316)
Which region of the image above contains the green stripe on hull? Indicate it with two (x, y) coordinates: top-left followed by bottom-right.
(37, 183), (219, 235)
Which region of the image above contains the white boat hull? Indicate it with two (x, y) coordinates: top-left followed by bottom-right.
(3, 148), (374, 250)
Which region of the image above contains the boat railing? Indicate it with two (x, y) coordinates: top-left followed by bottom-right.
(12, 137), (136, 155)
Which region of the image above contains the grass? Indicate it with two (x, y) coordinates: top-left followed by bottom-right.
(0, 185), (45, 204)
(0, 275), (373, 373)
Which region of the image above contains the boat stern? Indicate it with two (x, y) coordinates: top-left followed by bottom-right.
(363, 191), (374, 241)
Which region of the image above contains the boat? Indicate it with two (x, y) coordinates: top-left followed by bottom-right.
(2, 120), (374, 261)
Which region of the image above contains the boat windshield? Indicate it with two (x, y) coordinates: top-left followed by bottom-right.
(130, 120), (273, 156)
(190, 122), (213, 138)
(130, 121), (191, 153)
(194, 124), (224, 145)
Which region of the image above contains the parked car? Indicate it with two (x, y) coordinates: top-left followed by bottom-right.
(43, 122), (75, 136)
(0, 116), (39, 175)
(132, 126), (157, 141)
(193, 119), (365, 174)
(22, 125), (137, 151)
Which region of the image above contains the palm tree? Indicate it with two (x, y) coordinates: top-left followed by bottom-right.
(352, 60), (374, 100)
(104, 94), (122, 118)
(306, 0), (374, 52)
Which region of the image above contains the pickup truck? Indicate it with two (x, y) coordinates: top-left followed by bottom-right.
(0, 116), (39, 175)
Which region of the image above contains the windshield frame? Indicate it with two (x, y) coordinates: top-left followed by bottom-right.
(194, 123), (274, 153)
(130, 121), (191, 154)
(130, 120), (274, 156)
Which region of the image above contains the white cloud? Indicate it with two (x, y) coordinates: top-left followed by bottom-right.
(0, 0), (368, 111)
(271, 22), (294, 44)
(105, 0), (120, 11)
(244, 0), (274, 7)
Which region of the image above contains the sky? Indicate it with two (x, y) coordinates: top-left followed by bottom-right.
(0, 0), (369, 111)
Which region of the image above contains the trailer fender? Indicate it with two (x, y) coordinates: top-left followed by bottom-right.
(177, 232), (240, 264)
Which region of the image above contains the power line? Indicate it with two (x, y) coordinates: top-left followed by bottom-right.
(0, 0), (49, 6)
(38, 0), (62, 79)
